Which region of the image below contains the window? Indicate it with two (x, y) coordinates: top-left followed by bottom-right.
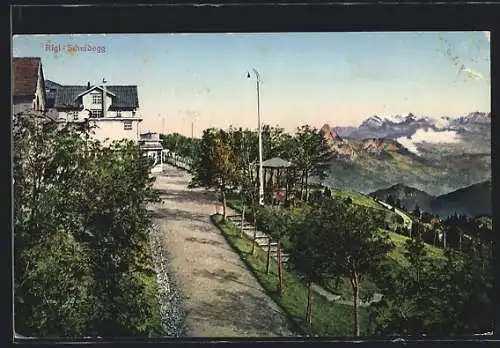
(73, 111), (79, 120)
(90, 109), (102, 118)
(92, 94), (102, 104)
(124, 120), (133, 130)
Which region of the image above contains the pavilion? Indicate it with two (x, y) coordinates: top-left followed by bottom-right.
(259, 157), (295, 204)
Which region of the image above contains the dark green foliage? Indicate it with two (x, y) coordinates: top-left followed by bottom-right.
(290, 197), (394, 336)
(369, 233), (493, 336)
(160, 132), (201, 161)
(14, 113), (162, 337)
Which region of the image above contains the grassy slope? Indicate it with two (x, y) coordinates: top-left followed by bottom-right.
(212, 214), (369, 336)
(226, 189), (443, 301)
(386, 231), (444, 268)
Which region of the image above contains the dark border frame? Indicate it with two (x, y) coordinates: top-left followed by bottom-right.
(7, 1), (500, 346)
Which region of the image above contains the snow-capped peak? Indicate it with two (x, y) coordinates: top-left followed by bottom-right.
(361, 115), (384, 128)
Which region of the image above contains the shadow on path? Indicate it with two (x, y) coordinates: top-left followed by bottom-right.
(189, 287), (289, 337)
(184, 236), (225, 247)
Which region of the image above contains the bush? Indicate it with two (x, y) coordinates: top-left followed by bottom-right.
(14, 113), (163, 337)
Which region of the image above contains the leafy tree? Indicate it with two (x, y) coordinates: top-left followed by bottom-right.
(370, 234), (493, 336)
(292, 125), (332, 201)
(289, 206), (332, 326)
(302, 198), (394, 336)
(191, 128), (239, 220)
(369, 237), (441, 336)
(394, 198), (402, 210)
(14, 112), (162, 337)
(412, 204), (421, 219)
(327, 203), (394, 336)
(266, 207), (293, 295)
(385, 194), (395, 206)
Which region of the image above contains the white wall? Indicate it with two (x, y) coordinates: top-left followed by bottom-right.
(82, 88), (117, 117)
(89, 119), (140, 144)
(13, 102), (33, 115)
(35, 64), (46, 112)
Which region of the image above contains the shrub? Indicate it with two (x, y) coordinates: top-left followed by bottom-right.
(14, 113), (162, 337)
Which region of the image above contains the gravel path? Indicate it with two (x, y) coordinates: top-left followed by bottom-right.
(149, 164), (293, 337)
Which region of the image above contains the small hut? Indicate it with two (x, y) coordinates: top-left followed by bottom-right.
(259, 157), (294, 204)
(139, 132), (164, 172)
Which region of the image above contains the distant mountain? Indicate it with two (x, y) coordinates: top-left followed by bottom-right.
(334, 112), (491, 158)
(321, 113), (491, 195)
(319, 129), (490, 197)
(431, 180), (491, 218)
(368, 181), (491, 218)
(335, 113), (437, 140)
(369, 184), (435, 212)
(319, 124), (358, 161)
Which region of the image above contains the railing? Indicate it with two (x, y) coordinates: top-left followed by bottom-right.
(163, 150), (194, 172)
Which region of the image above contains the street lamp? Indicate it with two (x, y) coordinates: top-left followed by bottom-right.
(247, 69), (264, 206)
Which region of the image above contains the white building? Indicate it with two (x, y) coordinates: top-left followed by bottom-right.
(52, 80), (142, 143)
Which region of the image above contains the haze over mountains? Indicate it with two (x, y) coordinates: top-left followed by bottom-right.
(319, 112), (491, 213)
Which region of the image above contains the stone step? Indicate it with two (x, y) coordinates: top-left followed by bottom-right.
(270, 249), (287, 255)
(256, 240), (278, 247)
(272, 255), (289, 263)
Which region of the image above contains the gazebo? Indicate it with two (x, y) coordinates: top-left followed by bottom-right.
(139, 132), (164, 172)
(259, 157), (295, 204)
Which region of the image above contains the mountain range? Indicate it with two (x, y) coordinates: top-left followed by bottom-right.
(318, 112), (491, 199)
(369, 181), (492, 218)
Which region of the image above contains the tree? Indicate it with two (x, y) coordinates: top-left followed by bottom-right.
(191, 128), (239, 220)
(289, 207), (332, 326)
(412, 204), (421, 219)
(306, 198), (394, 336)
(394, 198), (402, 210)
(369, 237), (440, 336)
(266, 207), (293, 295)
(386, 194), (395, 206)
(14, 111), (162, 337)
(292, 125), (333, 201)
(370, 234), (493, 336)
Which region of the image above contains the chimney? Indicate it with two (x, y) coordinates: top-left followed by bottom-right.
(87, 81), (90, 89)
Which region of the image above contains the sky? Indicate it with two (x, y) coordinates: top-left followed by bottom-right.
(12, 32), (490, 137)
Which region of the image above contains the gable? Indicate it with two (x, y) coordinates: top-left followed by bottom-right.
(76, 85), (116, 98)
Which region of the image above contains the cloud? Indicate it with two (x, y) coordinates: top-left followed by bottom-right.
(397, 128), (461, 155)
(459, 66), (485, 81)
(483, 31), (490, 42)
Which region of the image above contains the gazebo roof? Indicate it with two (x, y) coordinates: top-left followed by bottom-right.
(261, 157), (293, 168)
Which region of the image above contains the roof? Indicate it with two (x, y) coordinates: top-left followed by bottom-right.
(13, 57), (41, 97)
(262, 157), (293, 168)
(140, 141), (164, 150)
(45, 80), (63, 89)
(53, 85), (139, 109)
(76, 85), (116, 98)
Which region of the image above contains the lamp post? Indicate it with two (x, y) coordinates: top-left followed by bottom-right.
(247, 69), (264, 206)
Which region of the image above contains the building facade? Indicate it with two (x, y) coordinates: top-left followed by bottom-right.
(13, 57), (46, 115)
(53, 81), (142, 143)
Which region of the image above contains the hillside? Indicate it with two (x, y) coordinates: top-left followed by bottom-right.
(431, 180), (492, 218)
(368, 181), (491, 218)
(369, 184), (435, 212)
(319, 125), (491, 196)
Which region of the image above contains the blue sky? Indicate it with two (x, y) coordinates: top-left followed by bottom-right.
(13, 32), (490, 136)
